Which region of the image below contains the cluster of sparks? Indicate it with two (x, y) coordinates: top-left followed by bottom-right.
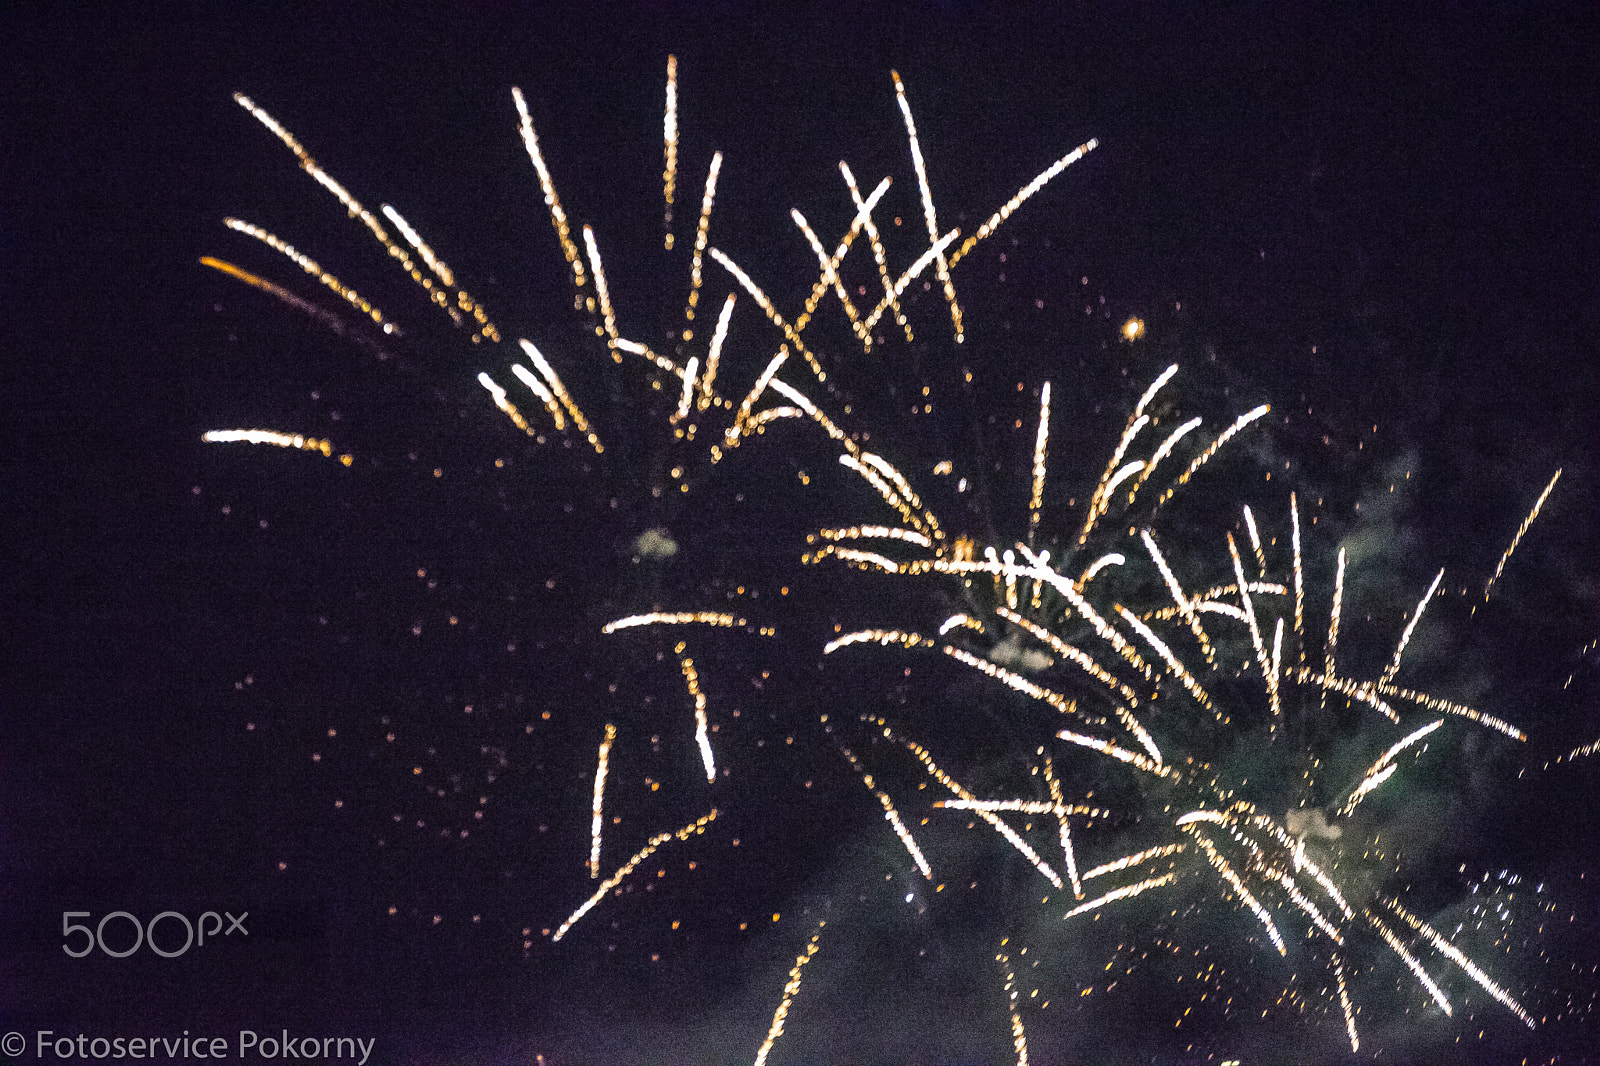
(199, 54), (1589, 1064)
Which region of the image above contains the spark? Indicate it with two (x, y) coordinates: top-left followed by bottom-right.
(1364, 911), (1451, 1015)
(699, 291), (736, 409)
(1339, 719), (1444, 815)
(1029, 382), (1051, 542)
(589, 724), (616, 878)
(1142, 529), (1217, 668)
(839, 746), (932, 879)
(202, 429), (352, 466)
(823, 629), (936, 655)
(892, 70), (963, 342)
(1157, 404), (1270, 506)
(1484, 468), (1561, 601)
(1081, 843), (1187, 881)
(1333, 953), (1360, 1052)
(1062, 872), (1178, 919)
(477, 373), (537, 436)
(381, 204), (455, 287)
(752, 923), (825, 1066)
(1290, 492), (1305, 665)
(1383, 896), (1536, 1026)
(551, 809), (718, 942)
(673, 356), (700, 422)
(601, 612), (745, 633)
(840, 161), (912, 341)
(222, 219), (395, 330)
(1243, 505), (1266, 576)
(949, 137), (1097, 267)
(518, 339), (600, 451)
(707, 248), (827, 383)
(1124, 416), (1202, 508)
(1382, 568), (1444, 686)
(1042, 755), (1085, 898)
(1186, 832), (1287, 955)
(997, 949), (1030, 1066)
(662, 54), (677, 245)
(683, 153), (723, 328)
(678, 654), (716, 783)
(1323, 547), (1346, 713)
(511, 86), (586, 296)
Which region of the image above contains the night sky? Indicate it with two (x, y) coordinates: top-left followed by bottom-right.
(4, 4), (1598, 1064)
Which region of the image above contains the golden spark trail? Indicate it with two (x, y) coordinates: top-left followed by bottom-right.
(840, 161), (913, 342)
(996, 607), (1162, 764)
(730, 348), (790, 442)
(1288, 669), (1400, 724)
(673, 356), (699, 423)
(1369, 680), (1523, 739)
(200, 256), (390, 356)
(551, 809), (718, 942)
(1382, 569), (1444, 686)
(202, 429), (352, 466)
(1323, 547), (1346, 713)
(1029, 382), (1050, 542)
(1077, 414), (1148, 546)
(876, 723), (1064, 887)
(1484, 468), (1561, 601)
(518, 338), (600, 449)
(510, 364), (566, 429)
(1383, 897), (1536, 1027)
(581, 225), (620, 345)
(892, 70), (963, 342)
(1364, 911), (1451, 1015)
(381, 204), (455, 287)
(823, 629), (936, 654)
(943, 645), (1079, 718)
(938, 613), (984, 636)
(1056, 730), (1171, 778)
(997, 949), (1029, 1066)
(1018, 546), (1153, 679)
(601, 611), (745, 633)
(221, 219), (395, 330)
(1333, 953), (1360, 1052)
(859, 228), (961, 335)
(1062, 872), (1178, 919)
(675, 653), (716, 782)
(1077, 553), (1125, 585)
(699, 292), (736, 409)
(662, 54), (677, 245)
(1158, 404), (1270, 506)
(1186, 833), (1286, 955)
(752, 923), (825, 1066)
(589, 724), (616, 878)
(511, 87), (587, 297)
(1043, 755), (1084, 898)
(790, 206), (869, 346)
(707, 248), (828, 382)
(934, 799), (1113, 817)
(817, 526), (933, 548)
(1082, 843), (1186, 881)
(1340, 719), (1444, 816)
(1142, 530), (1217, 668)
(839, 746), (932, 879)
(949, 137), (1098, 267)
(1243, 505), (1267, 576)
(1125, 416), (1202, 508)
(477, 373), (537, 436)
(1113, 605), (1217, 717)
(233, 94), (495, 340)
(861, 452), (941, 540)
(684, 154), (722, 329)
(1290, 492), (1306, 666)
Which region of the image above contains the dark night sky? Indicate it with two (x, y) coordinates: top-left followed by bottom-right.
(3, 4), (1598, 1064)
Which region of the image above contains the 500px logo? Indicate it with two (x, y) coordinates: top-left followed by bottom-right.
(61, 911), (247, 958)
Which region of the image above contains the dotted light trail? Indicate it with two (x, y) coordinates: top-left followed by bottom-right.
(589, 724), (616, 878)
(752, 922), (825, 1066)
(1483, 468), (1561, 602)
(202, 429), (352, 466)
(601, 612), (745, 634)
(551, 809), (718, 942)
